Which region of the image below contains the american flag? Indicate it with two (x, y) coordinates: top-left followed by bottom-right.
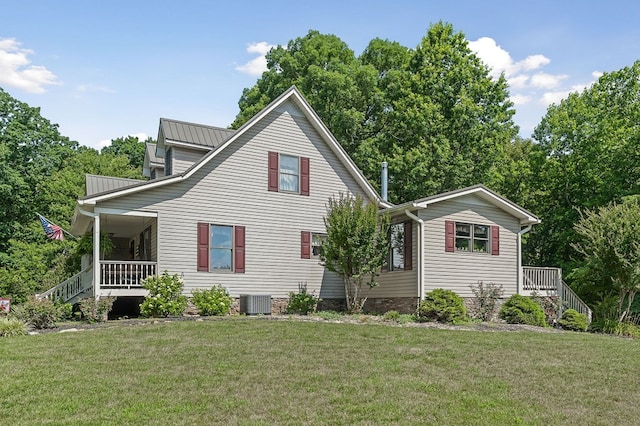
(38, 214), (65, 241)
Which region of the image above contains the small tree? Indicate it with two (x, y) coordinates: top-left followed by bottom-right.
(320, 194), (389, 313)
(572, 198), (640, 323)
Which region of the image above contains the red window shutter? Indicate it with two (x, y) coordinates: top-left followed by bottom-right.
(301, 231), (311, 259)
(404, 221), (413, 270)
(491, 226), (500, 256)
(268, 151), (279, 192)
(445, 220), (455, 252)
(234, 226), (246, 273)
(300, 157), (310, 196)
(197, 222), (209, 271)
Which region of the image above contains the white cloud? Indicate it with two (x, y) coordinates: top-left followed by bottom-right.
(468, 37), (550, 79)
(510, 93), (532, 105)
(540, 83), (589, 106)
(518, 54), (550, 72)
(592, 70), (603, 79)
(530, 72), (568, 89)
(235, 41), (275, 76)
(508, 75), (529, 90)
(0, 38), (60, 93)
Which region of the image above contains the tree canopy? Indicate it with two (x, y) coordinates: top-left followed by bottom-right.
(526, 61), (640, 271)
(232, 23), (518, 203)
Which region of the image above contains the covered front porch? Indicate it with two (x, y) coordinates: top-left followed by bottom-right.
(40, 208), (159, 303)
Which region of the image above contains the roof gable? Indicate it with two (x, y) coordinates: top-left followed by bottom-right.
(81, 86), (388, 207)
(385, 184), (540, 225)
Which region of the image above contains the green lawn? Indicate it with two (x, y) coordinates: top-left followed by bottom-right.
(1, 318), (639, 425)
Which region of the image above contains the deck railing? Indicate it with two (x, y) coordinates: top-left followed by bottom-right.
(37, 267), (93, 302)
(100, 261), (157, 289)
(522, 266), (560, 292)
(522, 266), (592, 322)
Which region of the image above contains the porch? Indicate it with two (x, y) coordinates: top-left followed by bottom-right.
(38, 260), (156, 303)
(521, 266), (592, 322)
(39, 207), (159, 303)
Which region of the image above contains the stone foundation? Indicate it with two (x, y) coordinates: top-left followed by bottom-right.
(363, 297), (420, 315)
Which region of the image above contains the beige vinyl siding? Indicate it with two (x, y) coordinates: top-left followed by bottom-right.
(97, 101), (370, 299)
(171, 146), (208, 174)
(421, 196), (520, 298)
(372, 215), (419, 298)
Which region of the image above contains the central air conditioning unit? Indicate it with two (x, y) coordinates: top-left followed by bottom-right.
(239, 294), (272, 315)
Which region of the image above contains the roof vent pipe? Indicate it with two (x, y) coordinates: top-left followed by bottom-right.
(381, 161), (388, 202)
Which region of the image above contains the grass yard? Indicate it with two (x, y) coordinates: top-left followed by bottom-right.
(1, 318), (639, 425)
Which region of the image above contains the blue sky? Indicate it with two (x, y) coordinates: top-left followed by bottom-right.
(3, 1), (639, 149)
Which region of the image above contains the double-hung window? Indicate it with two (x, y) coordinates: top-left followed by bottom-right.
(386, 221), (412, 271)
(210, 225), (233, 270)
(197, 223), (245, 273)
(279, 154), (300, 192)
(268, 152), (310, 195)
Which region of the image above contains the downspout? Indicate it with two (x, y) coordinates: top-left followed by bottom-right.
(78, 208), (101, 300)
(404, 209), (425, 303)
(517, 225), (532, 294)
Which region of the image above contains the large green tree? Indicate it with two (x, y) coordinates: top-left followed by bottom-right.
(101, 135), (154, 173)
(0, 87), (78, 251)
(528, 61), (640, 271)
(232, 23), (518, 203)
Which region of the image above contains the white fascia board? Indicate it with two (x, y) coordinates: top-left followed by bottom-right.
(94, 208), (158, 217)
(414, 187), (540, 224)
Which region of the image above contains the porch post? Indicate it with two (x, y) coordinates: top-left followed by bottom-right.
(93, 214), (101, 300)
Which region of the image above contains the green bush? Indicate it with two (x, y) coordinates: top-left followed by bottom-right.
(469, 281), (504, 321)
(416, 289), (467, 323)
(558, 309), (588, 332)
(78, 297), (115, 323)
(55, 301), (74, 321)
(10, 297), (58, 329)
(499, 295), (547, 327)
(192, 285), (232, 316)
(286, 286), (320, 315)
(0, 317), (28, 337)
(383, 310), (401, 321)
(140, 271), (187, 317)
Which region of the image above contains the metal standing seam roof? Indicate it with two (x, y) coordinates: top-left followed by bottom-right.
(145, 142), (163, 165)
(85, 174), (148, 196)
(160, 118), (236, 148)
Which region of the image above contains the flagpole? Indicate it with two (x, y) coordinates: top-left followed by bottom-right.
(36, 212), (77, 239)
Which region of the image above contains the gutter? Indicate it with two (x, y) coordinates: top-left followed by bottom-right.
(404, 208), (425, 302)
(517, 225), (533, 294)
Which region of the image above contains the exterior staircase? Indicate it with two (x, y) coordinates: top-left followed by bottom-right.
(37, 267), (94, 304)
(522, 266), (592, 322)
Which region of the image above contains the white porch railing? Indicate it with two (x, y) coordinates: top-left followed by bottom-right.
(522, 266), (560, 292)
(100, 261), (157, 289)
(522, 266), (592, 322)
(37, 267), (93, 303)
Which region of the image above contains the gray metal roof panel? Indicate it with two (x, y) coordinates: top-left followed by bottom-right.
(85, 174), (147, 196)
(160, 118), (235, 148)
(145, 142), (162, 164)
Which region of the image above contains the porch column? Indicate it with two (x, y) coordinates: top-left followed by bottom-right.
(93, 214), (101, 300)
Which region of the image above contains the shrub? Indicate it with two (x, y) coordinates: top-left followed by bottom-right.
(286, 285), (320, 315)
(140, 271), (187, 317)
(0, 317), (28, 337)
(383, 310), (401, 321)
(192, 285), (232, 316)
(78, 297), (115, 323)
(10, 297), (58, 329)
(416, 289), (467, 323)
(558, 309), (588, 332)
(499, 295), (547, 327)
(55, 301), (74, 321)
(469, 281), (504, 321)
